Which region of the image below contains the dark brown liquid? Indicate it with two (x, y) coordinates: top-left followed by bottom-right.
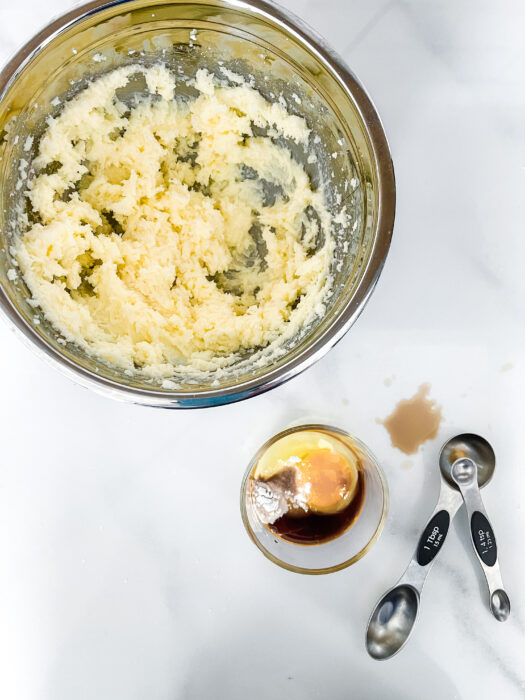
(265, 470), (366, 545)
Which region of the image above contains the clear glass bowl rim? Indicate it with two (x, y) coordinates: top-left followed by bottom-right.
(240, 423), (389, 574)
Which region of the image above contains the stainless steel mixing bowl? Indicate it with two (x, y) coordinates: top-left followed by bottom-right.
(0, 0), (395, 408)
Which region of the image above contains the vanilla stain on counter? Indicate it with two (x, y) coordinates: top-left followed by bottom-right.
(378, 383), (443, 455)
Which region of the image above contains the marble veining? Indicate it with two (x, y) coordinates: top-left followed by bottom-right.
(0, 1), (524, 699)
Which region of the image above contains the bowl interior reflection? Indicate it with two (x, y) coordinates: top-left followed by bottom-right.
(0, 0), (394, 406)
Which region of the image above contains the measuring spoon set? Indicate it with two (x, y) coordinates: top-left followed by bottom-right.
(366, 433), (510, 660)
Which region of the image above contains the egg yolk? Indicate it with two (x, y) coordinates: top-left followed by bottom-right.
(253, 430), (361, 520)
(288, 449), (358, 516)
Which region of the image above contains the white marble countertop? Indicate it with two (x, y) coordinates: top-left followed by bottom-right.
(1, 1), (524, 698)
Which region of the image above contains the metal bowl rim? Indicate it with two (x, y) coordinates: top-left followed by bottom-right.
(0, 0), (396, 408)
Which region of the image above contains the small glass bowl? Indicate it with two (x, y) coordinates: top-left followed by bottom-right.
(240, 424), (388, 575)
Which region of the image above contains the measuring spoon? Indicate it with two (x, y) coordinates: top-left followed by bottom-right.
(450, 455), (510, 621)
(366, 433), (494, 660)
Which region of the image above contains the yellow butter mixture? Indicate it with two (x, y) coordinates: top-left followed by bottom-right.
(15, 65), (333, 377)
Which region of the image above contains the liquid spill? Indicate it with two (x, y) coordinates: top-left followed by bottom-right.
(500, 362), (514, 373)
(379, 383), (443, 455)
(401, 460), (413, 471)
(384, 377), (393, 387)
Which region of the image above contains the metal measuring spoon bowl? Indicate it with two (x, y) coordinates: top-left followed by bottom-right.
(366, 433), (496, 660)
(450, 453), (510, 622)
(439, 433), (495, 489)
(366, 584), (419, 660)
